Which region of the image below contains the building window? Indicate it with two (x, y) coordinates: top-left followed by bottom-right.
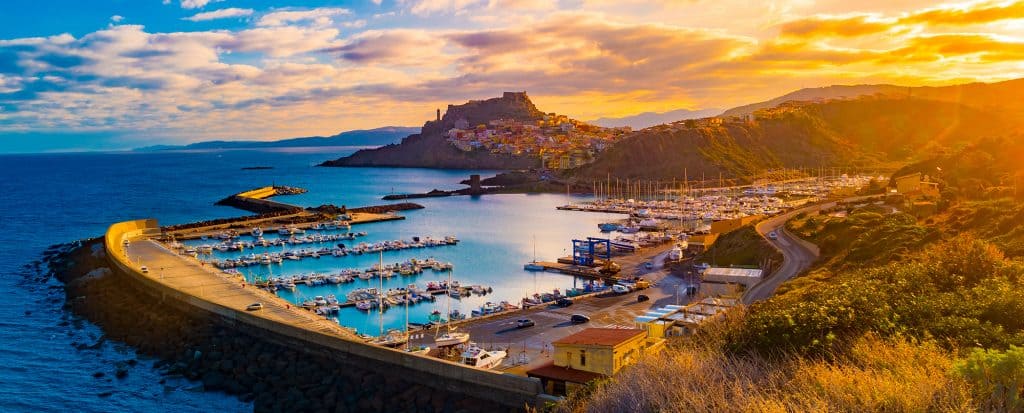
(580, 350), (586, 367)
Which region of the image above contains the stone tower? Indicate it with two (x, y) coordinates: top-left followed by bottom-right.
(436, 108), (441, 121)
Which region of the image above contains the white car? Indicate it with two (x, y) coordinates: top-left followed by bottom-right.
(768, 231), (778, 240)
(140, 265), (149, 273)
(246, 303), (264, 311)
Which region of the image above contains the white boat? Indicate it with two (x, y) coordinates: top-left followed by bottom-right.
(251, 227), (263, 237)
(434, 330), (470, 347)
(459, 343), (507, 369)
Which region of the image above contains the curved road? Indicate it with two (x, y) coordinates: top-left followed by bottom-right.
(743, 196), (877, 304)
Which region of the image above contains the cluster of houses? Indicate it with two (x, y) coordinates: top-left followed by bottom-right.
(444, 114), (631, 170)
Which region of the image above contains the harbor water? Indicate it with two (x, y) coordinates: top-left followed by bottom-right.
(0, 148), (612, 412)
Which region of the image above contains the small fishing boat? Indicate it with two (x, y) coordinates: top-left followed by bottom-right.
(434, 330), (470, 347)
(459, 343), (507, 369)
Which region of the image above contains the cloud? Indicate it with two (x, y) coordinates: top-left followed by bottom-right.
(257, 7), (352, 27)
(183, 8), (254, 22)
(179, 0), (221, 9)
(778, 15), (893, 38)
(110, 15), (124, 23)
(900, 0), (1024, 26)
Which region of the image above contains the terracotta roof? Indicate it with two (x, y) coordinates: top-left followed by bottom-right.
(552, 328), (645, 347)
(526, 361), (605, 384)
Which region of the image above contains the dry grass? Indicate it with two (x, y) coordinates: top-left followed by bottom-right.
(557, 317), (975, 413)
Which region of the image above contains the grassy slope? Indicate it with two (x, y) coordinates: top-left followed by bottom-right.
(695, 226), (782, 269)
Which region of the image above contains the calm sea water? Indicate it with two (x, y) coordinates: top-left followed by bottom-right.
(0, 148), (612, 412)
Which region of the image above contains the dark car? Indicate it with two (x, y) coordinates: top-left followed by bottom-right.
(570, 314), (590, 324)
(556, 298), (573, 307)
(637, 294), (650, 302)
(515, 319), (536, 328)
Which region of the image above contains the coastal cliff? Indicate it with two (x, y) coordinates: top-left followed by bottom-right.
(320, 92), (543, 169)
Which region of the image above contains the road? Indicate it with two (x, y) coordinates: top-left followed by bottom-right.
(408, 245), (693, 373)
(743, 195), (879, 304)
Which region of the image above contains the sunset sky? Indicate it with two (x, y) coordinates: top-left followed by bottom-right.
(1, 0), (1023, 151)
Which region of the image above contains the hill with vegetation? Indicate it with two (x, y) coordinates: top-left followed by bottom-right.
(561, 135), (1024, 412)
(572, 95), (1019, 181)
(320, 92), (544, 169)
(134, 127), (418, 151)
(722, 77), (1024, 117)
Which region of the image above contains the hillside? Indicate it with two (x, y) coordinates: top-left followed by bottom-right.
(723, 78), (1024, 117)
(572, 97), (1018, 181)
(135, 127), (418, 151)
(563, 127), (1024, 413)
(589, 108), (722, 129)
(320, 92), (545, 169)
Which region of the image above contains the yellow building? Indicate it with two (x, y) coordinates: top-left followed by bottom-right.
(527, 328), (664, 395)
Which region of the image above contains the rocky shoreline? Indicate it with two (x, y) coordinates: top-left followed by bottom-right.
(51, 240), (520, 413)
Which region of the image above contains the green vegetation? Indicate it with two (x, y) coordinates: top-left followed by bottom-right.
(696, 226), (781, 269)
(561, 129), (1024, 412)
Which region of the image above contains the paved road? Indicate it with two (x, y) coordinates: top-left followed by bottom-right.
(743, 196), (878, 304)
(409, 245), (695, 372)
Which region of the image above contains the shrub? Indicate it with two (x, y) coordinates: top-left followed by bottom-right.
(954, 346), (1024, 411)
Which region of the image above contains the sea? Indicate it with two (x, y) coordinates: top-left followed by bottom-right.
(0, 147), (616, 412)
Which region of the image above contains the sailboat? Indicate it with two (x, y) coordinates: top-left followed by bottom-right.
(373, 251), (408, 348)
(524, 235), (544, 271)
(403, 289), (431, 354)
(434, 266), (470, 347)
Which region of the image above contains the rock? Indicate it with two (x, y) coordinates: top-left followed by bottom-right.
(92, 372), (105, 378)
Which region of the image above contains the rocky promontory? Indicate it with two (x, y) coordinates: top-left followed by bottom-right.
(320, 92), (543, 169)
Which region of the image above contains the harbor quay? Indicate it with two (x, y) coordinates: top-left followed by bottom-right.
(87, 177), (864, 407)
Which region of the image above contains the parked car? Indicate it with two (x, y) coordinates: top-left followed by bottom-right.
(611, 284), (630, 294)
(556, 298), (573, 307)
(246, 303), (264, 311)
(139, 265), (149, 274)
(570, 314), (591, 324)
(516, 319), (536, 328)
(637, 294), (650, 302)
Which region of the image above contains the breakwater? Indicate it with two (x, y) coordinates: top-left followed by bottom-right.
(55, 241), (516, 412)
(216, 186), (307, 214)
(100, 219), (544, 410)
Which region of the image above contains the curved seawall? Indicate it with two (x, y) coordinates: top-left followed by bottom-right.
(104, 219), (544, 410)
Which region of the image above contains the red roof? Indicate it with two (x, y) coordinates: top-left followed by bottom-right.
(552, 328), (645, 347)
(526, 361), (605, 384)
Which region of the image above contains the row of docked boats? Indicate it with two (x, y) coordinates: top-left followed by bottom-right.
(520, 283), (609, 307)
(252, 258), (456, 291)
(196, 237), (457, 269)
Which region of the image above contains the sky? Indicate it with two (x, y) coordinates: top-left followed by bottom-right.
(1, 0), (1023, 152)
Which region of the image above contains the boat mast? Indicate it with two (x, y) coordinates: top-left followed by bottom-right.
(447, 267), (454, 333)
(405, 288), (410, 351)
(378, 251), (384, 338)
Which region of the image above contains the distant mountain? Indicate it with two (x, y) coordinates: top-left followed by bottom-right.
(574, 94), (1023, 181)
(321, 92), (545, 169)
(134, 127), (419, 151)
(589, 108), (723, 129)
(722, 78), (1024, 117)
